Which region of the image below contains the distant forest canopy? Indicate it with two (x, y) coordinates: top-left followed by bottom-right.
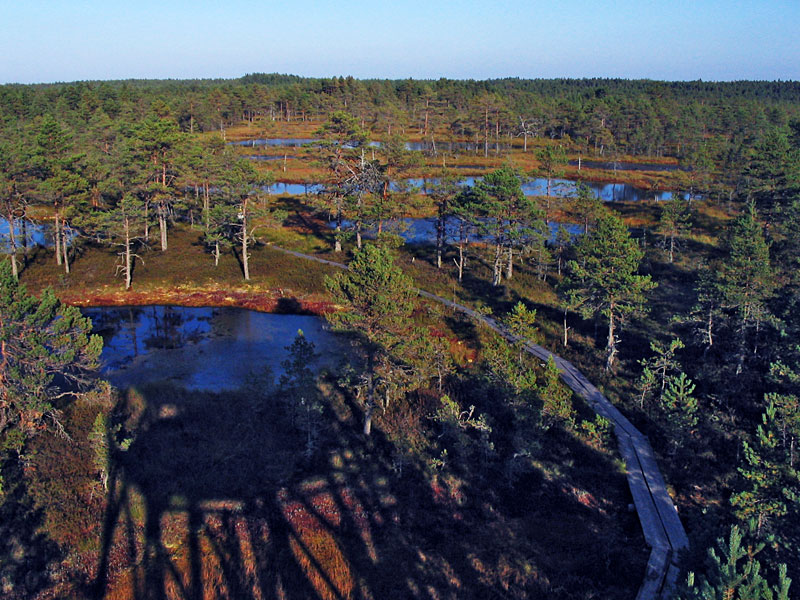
(3, 73), (800, 159)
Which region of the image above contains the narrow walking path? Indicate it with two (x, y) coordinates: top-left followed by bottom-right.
(269, 243), (689, 599)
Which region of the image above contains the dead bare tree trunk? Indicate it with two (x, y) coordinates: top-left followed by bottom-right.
(492, 243), (502, 286)
(61, 223), (70, 274)
(203, 182), (210, 231)
(484, 106), (489, 158)
(242, 198), (250, 281)
(124, 216), (132, 290)
(54, 211), (62, 266)
(606, 308), (617, 371)
(158, 208), (168, 251)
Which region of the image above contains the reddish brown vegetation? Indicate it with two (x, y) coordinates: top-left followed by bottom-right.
(60, 289), (336, 316)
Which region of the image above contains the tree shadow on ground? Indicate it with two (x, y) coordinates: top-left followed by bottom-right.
(0, 459), (66, 599)
(91, 371), (645, 600)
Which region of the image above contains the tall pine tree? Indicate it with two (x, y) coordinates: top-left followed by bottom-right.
(563, 211), (656, 370)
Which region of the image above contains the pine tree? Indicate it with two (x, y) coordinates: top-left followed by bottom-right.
(658, 197), (692, 263)
(0, 262), (102, 480)
(553, 224), (573, 276)
(215, 155), (279, 280)
(661, 372), (699, 450)
(315, 111), (370, 252)
(470, 166), (546, 285)
(564, 211), (657, 370)
(678, 524), (791, 600)
(280, 330), (323, 457)
(571, 182), (603, 234)
(325, 244), (418, 435)
(744, 127), (800, 221)
(504, 301), (539, 362)
(130, 112), (184, 252)
(93, 194), (148, 290)
(31, 115), (88, 273)
(681, 263), (724, 350)
(539, 355), (575, 429)
(636, 338), (685, 408)
(482, 334), (538, 399)
(534, 144), (568, 223)
(766, 357), (800, 469)
(0, 137), (30, 280)
(730, 403), (796, 537)
(427, 171), (465, 269)
(717, 203), (775, 374)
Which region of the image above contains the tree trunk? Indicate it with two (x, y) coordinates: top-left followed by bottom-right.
(506, 246), (513, 280)
(214, 242), (220, 267)
(334, 224), (342, 252)
(9, 251), (18, 279)
(563, 307), (569, 347)
(144, 202), (150, 242)
(203, 183), (210, 231)
(61, 220), (70, 274)
(158, 211), (167, 251)
(5, 212), (18, 279)
(436, 208), (445, 269)
(54, 210), (62, 266)
(242, 199), (250, 281)
(456, 228), (468, 281)
(124, 216), (132, 290)
(364, 372), (375, 436)
(492, 243), (502, 286)
(606, 308), (617, 371)
(706, 308), (714, 347)
(334, 200), (343, 252)
(484, 106), (489, 158)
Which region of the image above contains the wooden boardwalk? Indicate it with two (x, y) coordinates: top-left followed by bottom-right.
(270, 244), (689, 599)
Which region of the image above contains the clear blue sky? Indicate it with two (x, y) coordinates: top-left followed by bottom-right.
(1, 0), (798, 84)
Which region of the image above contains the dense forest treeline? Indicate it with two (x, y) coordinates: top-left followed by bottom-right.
(3, 74), (800, 161)
(3, 74), (800, 598)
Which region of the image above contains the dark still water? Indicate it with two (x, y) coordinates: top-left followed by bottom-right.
(330, 217), (583, 245)
(0, 217), (74, 249)
(83, 306), (346, 392)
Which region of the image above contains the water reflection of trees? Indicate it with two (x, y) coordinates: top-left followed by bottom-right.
(144, 307), (194, 351)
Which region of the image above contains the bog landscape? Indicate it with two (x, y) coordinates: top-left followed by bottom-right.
(2, 74), (800, 600)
